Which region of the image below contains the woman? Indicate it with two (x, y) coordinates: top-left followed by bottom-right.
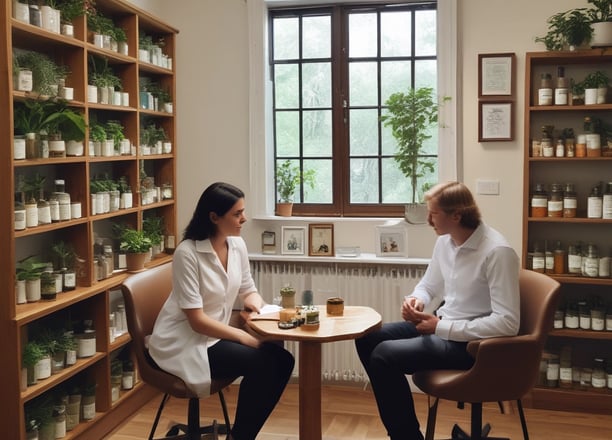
(149, 182), (294, 440)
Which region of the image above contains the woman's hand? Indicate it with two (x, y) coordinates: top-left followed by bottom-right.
(242, 291), (264, 313)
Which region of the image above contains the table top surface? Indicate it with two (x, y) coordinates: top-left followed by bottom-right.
(246, 305), (382, 343)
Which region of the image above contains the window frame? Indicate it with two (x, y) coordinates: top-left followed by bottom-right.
(246, 0), (459, 219)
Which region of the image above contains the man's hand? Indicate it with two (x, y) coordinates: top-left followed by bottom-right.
(402, 297), (438, 334)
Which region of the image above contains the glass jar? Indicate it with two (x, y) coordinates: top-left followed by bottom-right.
(587, 184), (603, 219)
(280, 285), (296, 309)
(40, 270), (57, 301)
(103, 245), (114, 275)
(607, 307), (612, 331)
(538, 73), (553, 105)
(562, 183), (577, 218)
(530, 183), (548, 217)
(565, 137), (575, 157)
(555, 138), (565, 157)
(583, 243), (599, 278)
(580, 367), (592, 390)
(64, 331), (76, 366)
(76, 321), (96, 358)
(603, 182), (612, 219)
(547, 183), (563, 217)
(564, 302), (579, 329)
(546, 354), (560, 387)
(122, 361), (135, 390)
(553, 309), (564, 329)
(559, 346), (572, 388)
(532, 242), (545, 273)
(592, 358), (607, 389)
(53, 404), (66, 439)
(109, 313), (116, 343)
(544, 241), (554, 274)
(576, 134), (587, 157)
(567, 243), (582, 275)
(578, 301), (591, 330)
(591, 303), (605, 331)
(555, 66), (569, 105)
(553, 241), (566, 274)
(599, 247), (611, 278)
(116, 303), (127, 336)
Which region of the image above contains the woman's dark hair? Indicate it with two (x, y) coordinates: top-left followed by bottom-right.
(425, 181), (481, 229)
(183, 182), (244, 241)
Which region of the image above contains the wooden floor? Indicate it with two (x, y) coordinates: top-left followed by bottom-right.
(105, 382), (612, 439)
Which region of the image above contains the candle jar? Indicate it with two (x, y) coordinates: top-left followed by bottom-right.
(280, 286), (296, 309)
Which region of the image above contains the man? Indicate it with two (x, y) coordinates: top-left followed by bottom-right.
(355, 181), (520, 440)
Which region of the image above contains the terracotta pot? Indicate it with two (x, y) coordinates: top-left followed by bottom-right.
(276, 202), (293, 217)
(125, 252), (148, 273)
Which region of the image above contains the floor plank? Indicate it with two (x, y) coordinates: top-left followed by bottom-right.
(105, 382), (612, 439)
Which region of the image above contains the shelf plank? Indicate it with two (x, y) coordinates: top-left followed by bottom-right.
(528, 387), (612, 415)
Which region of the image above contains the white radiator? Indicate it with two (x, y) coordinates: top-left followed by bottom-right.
(250, 261), (427, 384)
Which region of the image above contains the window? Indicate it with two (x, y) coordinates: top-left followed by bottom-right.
(270, 2), (438, 217)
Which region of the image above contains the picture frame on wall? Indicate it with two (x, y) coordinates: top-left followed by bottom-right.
(375, 224), (408, 257)
(478, 52), (515, 97)
(478, 101), (513, 142)
(281, 226), (306, 255)
(308, 223), (334, 257)
(261, 230), (276, 254)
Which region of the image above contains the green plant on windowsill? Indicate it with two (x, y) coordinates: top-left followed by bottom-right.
(275, 159), (316, 203)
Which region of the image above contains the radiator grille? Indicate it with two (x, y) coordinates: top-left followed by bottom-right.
(250, 261), (426, 384)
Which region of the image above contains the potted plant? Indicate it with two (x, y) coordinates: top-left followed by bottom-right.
(23, 341), (46, 386)
(143, 215), (165, 257)
(16, 255), (48, 303)
(119, 228), (152, 272)
(381, 86), (448, 224)
(582, 70), (610, 104)
(587, 0), (612, 47)
(535, 8), (593, 51)
(55, 0), (86, 36)
(13, 50), (68, 96)
(275, 159), (316, 216)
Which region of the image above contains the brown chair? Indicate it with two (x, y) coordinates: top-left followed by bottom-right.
(121, 262), (240, 440)
(412, 269), (561, 440)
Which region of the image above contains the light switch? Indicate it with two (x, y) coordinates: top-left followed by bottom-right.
(476, 179), (500, 195)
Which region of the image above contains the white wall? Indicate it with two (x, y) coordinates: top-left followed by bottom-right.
(129, 0), (590, 258)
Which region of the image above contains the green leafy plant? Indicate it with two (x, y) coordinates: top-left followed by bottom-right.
(55, 0), (87, 24)
(275, 159), (316, 203)
(535, 9), (593, 51)
(51, 241), (77, 270)
(16, 255), (48, 281)
(587, 0), (612, 22)
(88, 55), (122, 89)
(105, 120), (125, 149)
(143, 216), (164, 246)
(111, 359), (123, 376)
(14, 98), (84, 139)
(582, 70), (610, 88)
(89, 120), (107, 142)
(381, 87), (448, 204)
(22, 341), (46, 368)
(13, 50), (68, 96)
(119, 228), (152, 253)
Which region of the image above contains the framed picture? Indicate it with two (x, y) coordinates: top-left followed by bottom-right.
(479, 101), (513, 142)
(281, 226), (306, 255)
(308, 223), (334, 256)
(478, 53), (515, 97)
(261, 230), (276, 254)
(375, 225), (408, 257)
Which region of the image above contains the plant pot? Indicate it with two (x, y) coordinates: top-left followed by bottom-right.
(16, 68), (33, 92)
(61, 23), (74, 37)
(14, 136), (26, 160)
(126, 252), (148, 273)
(404, 203), (428, 225)
(591, 22), (612, 48)
(66, 140), (84, 156)
(585, 88), (598, 105)
(35, 354), (51, 380)
(276, 202), (293, 217)
(597, 86), (607, 104)
(87, 85), (98, 103)
(13, 1), (30, 24)
(16, 279), (27, 304)
(26, 278), (41, 302)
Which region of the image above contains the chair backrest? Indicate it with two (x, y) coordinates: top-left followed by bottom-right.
(121, 262), (195, 397)
(517, 268), (561, 346)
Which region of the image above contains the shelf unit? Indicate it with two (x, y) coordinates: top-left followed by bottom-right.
(1, 1), (178, 438)
(523, 50), (612, 415)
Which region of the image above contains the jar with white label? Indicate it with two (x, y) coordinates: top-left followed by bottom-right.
(592, 358), (607, 389)
(76, 321), (96, 358)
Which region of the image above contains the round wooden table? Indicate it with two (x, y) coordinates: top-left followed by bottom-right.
(247, 305), (382, 440)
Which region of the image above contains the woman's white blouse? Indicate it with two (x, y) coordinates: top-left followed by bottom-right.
(148, 236), (256, 396)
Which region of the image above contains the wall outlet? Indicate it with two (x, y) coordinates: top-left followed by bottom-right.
(476, 179), (500, 195)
